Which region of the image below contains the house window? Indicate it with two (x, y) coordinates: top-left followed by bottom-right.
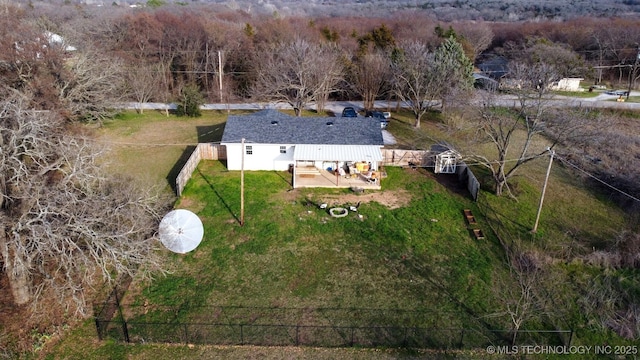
(246, 145), (253, 155)
(280, 146), (286, 154)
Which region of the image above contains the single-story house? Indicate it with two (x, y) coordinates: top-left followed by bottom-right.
(551, 77), (584, 92)
(220, 109), (385, 188)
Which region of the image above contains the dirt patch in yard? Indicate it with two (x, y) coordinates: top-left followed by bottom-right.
(284, 189), (412, 210)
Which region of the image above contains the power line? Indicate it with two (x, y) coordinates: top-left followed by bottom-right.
(555, 154), (640, 203)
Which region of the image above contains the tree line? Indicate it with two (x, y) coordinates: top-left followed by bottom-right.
(5, 4), (640, 123)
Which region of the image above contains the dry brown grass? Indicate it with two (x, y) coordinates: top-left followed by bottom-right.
(98, 111), (228, 192)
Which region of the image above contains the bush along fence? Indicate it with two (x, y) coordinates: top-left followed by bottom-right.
(94, 296), (573, 349)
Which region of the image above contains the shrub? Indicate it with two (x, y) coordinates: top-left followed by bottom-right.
(176, 84), (203, 117)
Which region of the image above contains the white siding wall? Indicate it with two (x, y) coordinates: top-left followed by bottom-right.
(224, 143), (294, 171)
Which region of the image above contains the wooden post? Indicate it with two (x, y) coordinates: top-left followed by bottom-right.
(532, 149), (554, 233)
(292, 162), (296, 189)
(627, 47), (640, 101)
(240, 138), (245, 226)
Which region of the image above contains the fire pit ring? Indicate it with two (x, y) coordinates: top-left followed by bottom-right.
(329, 207), (349, 218)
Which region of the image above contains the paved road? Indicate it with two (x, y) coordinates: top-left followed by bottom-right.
(121, 91), (640, 113)
(488, 91), (640, 110)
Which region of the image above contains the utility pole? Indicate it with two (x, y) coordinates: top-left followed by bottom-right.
(240, 138), (245, 226)
(218, 50), (224, 103)
(627, 46), (640, 101)
(532, 148), (554, 233)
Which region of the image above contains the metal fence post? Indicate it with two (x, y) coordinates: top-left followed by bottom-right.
(350, 327), (355, 347)
(94, 318), (102, 340)
(403, 327), (407, 347)
(114, 286), (130, 343)
(183, 323), (188, 344)
(568, 329), (573, 347)
(295, 325), (299, 346)
(240, 324), (244, 345)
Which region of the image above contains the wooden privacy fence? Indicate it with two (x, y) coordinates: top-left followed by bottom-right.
(381, 149), (429, 167)
(176, 143), (226, 196)
(380, 148), (480, 201)
(175, 146), (427, 196)
(174, 146), (478, 200)
(455, 162), (480, 201)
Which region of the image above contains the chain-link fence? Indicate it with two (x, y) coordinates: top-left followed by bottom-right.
(95, 299), (572, 349)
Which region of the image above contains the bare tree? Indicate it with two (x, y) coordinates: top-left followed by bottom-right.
(0, 94), (169, 313)
(251, 38), (344, 116)
(348, 49), (392, 110)
(456, 22), (494, 63)
(309, 45), (345, 114)
(392, 41), (439, 128)
(57, 47), (126, 122)
(472, 79), (607, 197)
(393, 38), (473, 128)
(469, 62), (559, 197)
(488, 250), (546, 346)
(125, 62), (164, 114)
(0, 5), (64, 110)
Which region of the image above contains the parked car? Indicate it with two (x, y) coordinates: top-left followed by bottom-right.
(341, 107), (358, 117)
(605, 90), (629, 96)
(365, 110), (385, 119)
(365, 110), (389, 129)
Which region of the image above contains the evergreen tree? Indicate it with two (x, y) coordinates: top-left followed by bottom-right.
(176, 84), (203, 117)
(434, 37), (474, 111)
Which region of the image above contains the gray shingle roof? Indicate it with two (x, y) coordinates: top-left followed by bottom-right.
(221, 109), (384, 145)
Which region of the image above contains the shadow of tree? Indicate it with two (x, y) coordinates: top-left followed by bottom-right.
(196, 124), (225, 143)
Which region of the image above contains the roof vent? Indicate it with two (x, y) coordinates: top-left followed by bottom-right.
(326, 121), (334, 126)
(271, 120), (279, 125)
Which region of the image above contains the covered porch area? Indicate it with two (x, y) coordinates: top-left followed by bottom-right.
(294, 167), (382, 189)
(292, 144), (383, 190)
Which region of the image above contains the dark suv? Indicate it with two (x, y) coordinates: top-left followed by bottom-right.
(365, 110), (385, 119)
(365, 110), (389, 129)
(341, 107), (358, 117)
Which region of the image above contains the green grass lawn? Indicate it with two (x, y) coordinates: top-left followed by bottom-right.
(128, 162), (504, 338)
(45, 108), (638, 359)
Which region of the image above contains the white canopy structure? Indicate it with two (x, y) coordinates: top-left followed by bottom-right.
(293, 144), (383, 162)
(434, 149), (461, 174)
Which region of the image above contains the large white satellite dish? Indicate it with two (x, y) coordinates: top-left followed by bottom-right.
(159, 209), (204, 254)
